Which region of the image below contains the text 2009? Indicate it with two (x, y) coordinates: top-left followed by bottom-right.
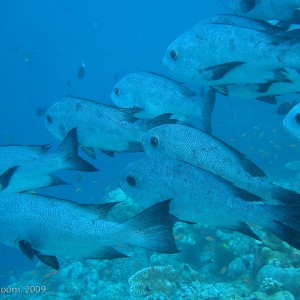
(25, 286), (47, 293)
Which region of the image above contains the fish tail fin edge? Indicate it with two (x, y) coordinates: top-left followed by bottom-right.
(264, 205), (300, 250)
(125, 199), (179, 254)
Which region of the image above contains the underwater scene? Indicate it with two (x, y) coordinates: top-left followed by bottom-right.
(2, 0), (300, 299)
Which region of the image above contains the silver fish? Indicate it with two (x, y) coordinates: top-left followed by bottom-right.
(45, 96), (178, 158)
(119, 157), (300, 250)
(0, 193), (178, 269)
(111, 72), (216, 132)
(221, 0), (300, 23)
(163, 14), (300, 86)
(142, 124), (300, 205)
(283, 102), (300, 140)
(0, 128), (97, 194)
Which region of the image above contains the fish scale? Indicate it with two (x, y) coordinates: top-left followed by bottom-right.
(119, 157), (300, 250)
(45, 96), (178, 158)
(0, 193), (178, 269)
(163, 14), (300, 87)
(143, 124), (300, 205)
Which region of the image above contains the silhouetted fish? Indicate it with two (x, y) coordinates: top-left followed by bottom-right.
(35, 106), (47, 117)
(77, 62), (85, 79)
(277, 100), (298, 115)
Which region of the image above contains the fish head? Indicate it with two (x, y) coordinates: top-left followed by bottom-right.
(119, 158), (168, 208)
(143, 124), (179, 158)
(163, 32), (200, 83)
(111, 73), (142, 108)
(44, 101), (70, 141)
(283, 103), (300, 141)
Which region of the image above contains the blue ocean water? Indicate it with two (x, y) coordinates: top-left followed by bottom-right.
(1, 1), (300, 299)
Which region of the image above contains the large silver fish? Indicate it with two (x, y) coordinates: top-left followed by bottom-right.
(111, 72), (216, 133)
(0, 128), (97, 194)
(221, 0), (300, 23)
(283, 102), (300, 140)
(0, 193), (178, 269)
(119, 157), (300, 250)
(142, 124), (300, 205)
(45, 96), (178, 158)
(163, 14), (300, 87)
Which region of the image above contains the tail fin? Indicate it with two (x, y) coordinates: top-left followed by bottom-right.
(263, 205), (300, 250)
(57, 128), (98, 172)
(125, 199), (179, 254)
(270, 183), (300, 205)
(142, 114), (179, 132)
(199, 88), (216, 134)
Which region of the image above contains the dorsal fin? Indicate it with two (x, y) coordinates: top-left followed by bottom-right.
(202, 130), (267, 177)
(78, 202), (120, 218)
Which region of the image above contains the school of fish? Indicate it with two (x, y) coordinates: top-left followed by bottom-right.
(2, 0), (300, 270)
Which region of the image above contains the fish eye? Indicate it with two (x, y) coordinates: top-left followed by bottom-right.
(126, 175), (137, 187)
(150, 136), (158, 147)
(295, 113), (300, 124)
(46, 115), (52, 124)
(114, 87), (120, 96)
(169, 50), (178, 61)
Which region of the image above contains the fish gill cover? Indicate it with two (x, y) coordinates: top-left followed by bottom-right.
(1, 0), (300, 299)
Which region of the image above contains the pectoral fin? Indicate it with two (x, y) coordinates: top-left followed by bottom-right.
(36, 253), (60, 270)
(19, 240), (36, 260)
(81, 147), (96, 159)
(92, 247), (128, 259)
(101, 150), (115, 157)
(19, 240), (60, 270)
(0, 166), (18, 191)
(256, 96), (277, 104)
(222, 222), (262, 241)
(212, 85), (228, 96)
(199, 62), (245, 81)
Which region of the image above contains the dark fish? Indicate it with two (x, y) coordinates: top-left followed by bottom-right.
(77, 62), (85, 79)
(35, 106), (47, 117)
(45, 96), (178, 158)
(0, 194), (178, 269)
(163, 14), (300, 87)
(143, 124), (300, 205)
(119, 157), (300, 251)
(0, 128), (97, 194)
(277, 100), (298, 115)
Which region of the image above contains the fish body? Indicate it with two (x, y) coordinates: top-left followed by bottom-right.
(163, 14), (300, 86)
(0, 193), (178, 269)
(111, 72), (216, 132)
(142, 124), (300, 205)
(77, 62), (85, 79)
(45, 96), (177, 157)
(119, 157), (300, 249)
(221, 0), (300, 23)
(283, 102), (300, 140)
(0, 128), (97, 194)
